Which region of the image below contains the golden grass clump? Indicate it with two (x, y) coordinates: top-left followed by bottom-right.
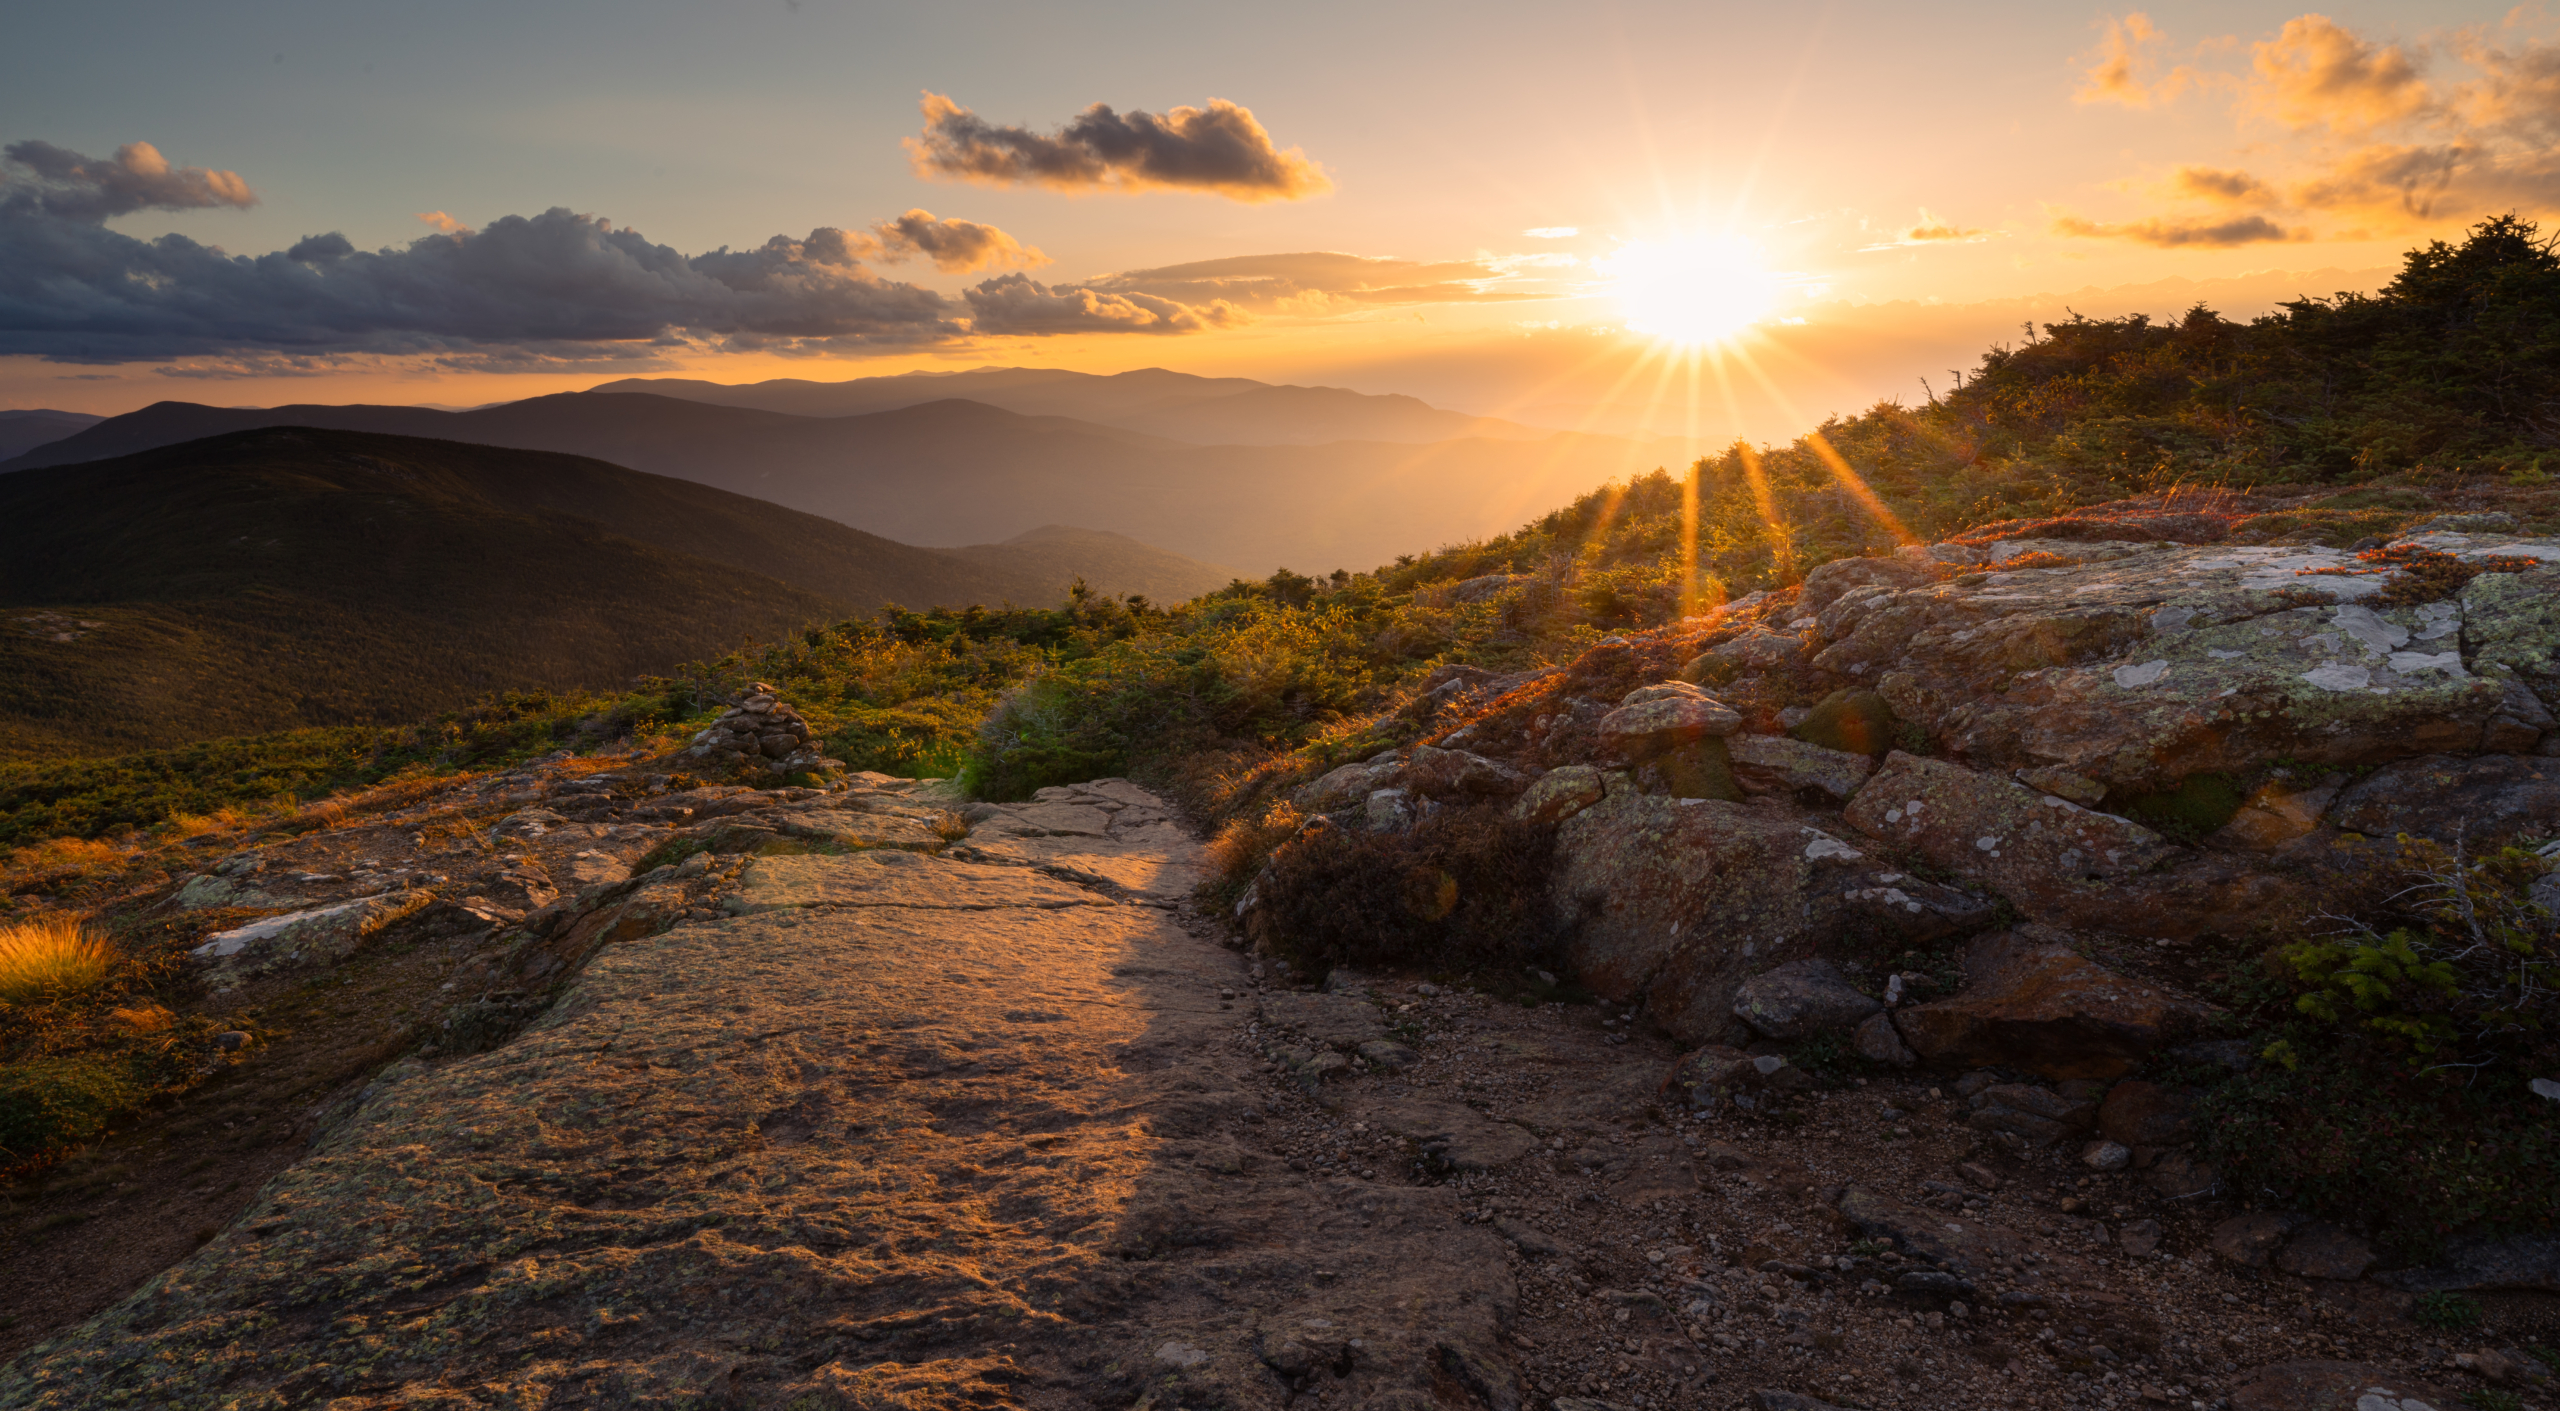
(0, 916), (120, 1006)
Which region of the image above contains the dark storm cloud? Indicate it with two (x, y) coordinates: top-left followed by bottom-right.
(0, 198), (967, 362)
(907, 93), (1330, 201)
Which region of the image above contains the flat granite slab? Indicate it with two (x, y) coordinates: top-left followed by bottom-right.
(723, 849), (1104, 913)
(0, 781), (1515, 1411)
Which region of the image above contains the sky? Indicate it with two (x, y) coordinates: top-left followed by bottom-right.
(3, 0), (2551, 444)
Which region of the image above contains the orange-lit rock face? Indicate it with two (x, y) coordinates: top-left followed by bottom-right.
(1892, 928), (2215, 1081)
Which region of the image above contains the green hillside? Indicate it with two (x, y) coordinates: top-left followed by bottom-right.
(0, 427), (1066, 757)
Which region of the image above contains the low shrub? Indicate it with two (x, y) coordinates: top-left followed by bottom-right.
(2415, 1292), (2484, 1329)
(2277, 842), (2556, 1054)
(1245, 806), (1560, 978)
(2195, 1046), (2557, 1254)
(0, 1052), (149, 1164)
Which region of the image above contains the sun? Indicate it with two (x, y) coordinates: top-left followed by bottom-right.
(1603, 234), (1782, 346)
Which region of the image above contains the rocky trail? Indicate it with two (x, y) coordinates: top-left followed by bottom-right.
(2, 771), (2548, 1411)
(6, 514), (2560, 1410)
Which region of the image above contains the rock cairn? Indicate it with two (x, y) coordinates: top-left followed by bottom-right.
(683, 682), (843, 779)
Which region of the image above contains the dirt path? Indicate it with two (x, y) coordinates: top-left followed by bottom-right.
(0, 783), (1518, 1410)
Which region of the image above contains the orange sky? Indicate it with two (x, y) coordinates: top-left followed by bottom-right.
(4, 4), (2546, 445)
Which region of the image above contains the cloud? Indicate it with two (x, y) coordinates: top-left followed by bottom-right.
(1523, 226), (1579, 238)
(869, 209), (1046, 272)
(2078, 12), (2177, 107)
(2168, 165), (2277, 205)
(1861, 209), (1993, 250)
(2075, 12), (2217, 109)
(2250, 14), (2434, 135)
(415, 210), (470, 235)
(1080, 251), (1535, 313)
(962, 273), (1246, 334)
(2052, 212), (2305, 246)
(2052, 16), (2560, 238)
(2287, 142), (2472, 220)
(2453, 32), (2560, 140)
(0, 196), (968, 361)
(0, 140), (256, 222)
(906, 92), (1330, 201)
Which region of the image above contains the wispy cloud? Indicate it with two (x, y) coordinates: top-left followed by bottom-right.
(1860, 208), (1994, 250)
(905, 92), (1330, 201)
(2052, 212), (2304, 246)
(1080, 251), (1529, 314)
(963, 274), (1246, 334)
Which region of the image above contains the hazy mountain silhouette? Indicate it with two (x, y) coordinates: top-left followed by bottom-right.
(588, 367), (1551, 446)
(5, 392), (1673, 574)
(0, 410), (104, 462)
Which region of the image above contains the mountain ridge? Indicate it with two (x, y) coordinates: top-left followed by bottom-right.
(3, 392), (1675, 573)
(585, 365), (1551, 444)
(0, 427), (1229, 756)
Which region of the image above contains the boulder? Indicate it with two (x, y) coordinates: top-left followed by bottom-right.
(2016, 765), (2107, 806)
(1808, 536), (2556, 794)
(1596, 689), (1741, 758)
(2229, 1360), (2459, 1411)
(2098, 1080), (2196, 1147)
(1292, 761), (1381, 813)
(2139, 1150), (2219, 1200)
(1728, 735), (1875, 801)
(1362, 788), (1416, 833)
(2212, 1211), (2308, 1269)
(2379, 1232), (2560, 1294)
(1685, 629), (1809, 680)
(1512, 765), (1606, 824)
(191, 890), (436, 987)
(1798, 552), (1941, 616)
(1730, 958), (1882, 1040)
(1819, 868), (1998, 943)
(1844, 752), (2178, 927)
(2275, 1222), (2377, 1281)
(1965, 1082), (2097, 1147)
(1890, 927), (2214, 1080)
(2324, 753), (2560, 847)
(1552, 791), (1997, 1044)
(1790, 688), (1898, 758)
(2209, 776), (2343, 851)
(1852, 1013), (1915, 1067)
(1403, 745), (1528, 801)
(2460, 560), (2560, 715)
(1668, 1046), (1814, 1112)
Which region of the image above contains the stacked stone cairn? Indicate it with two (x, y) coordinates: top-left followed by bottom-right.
(682, 682), (845, 780)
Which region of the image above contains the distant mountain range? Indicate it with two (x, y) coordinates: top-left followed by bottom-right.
(0, 409), (103, 462)
(587, 366), (1552, 445)
(0, 429), (1231, 757)
(3, 387), (1675, 574)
